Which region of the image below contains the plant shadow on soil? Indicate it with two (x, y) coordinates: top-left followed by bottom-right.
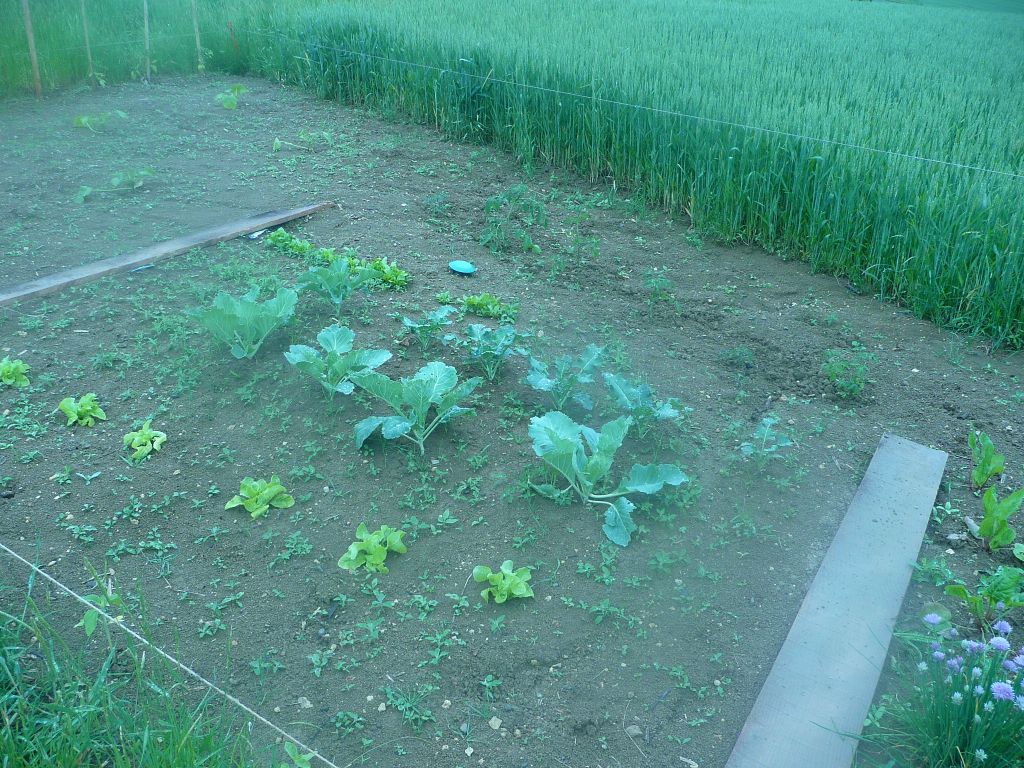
(1, 75), (1022, 768)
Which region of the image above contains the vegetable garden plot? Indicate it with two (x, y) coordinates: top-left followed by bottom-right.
(1, 78), (1023, 768)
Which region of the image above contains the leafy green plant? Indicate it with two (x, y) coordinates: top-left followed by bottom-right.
(972, 486), (1024, 552)
(76, 583), (125, 638)
(338, 523), (408, 574)
(74, 168), (154, 203)
(297, 258), (375, 306)
(969, 430), (1005, 490)
(57, 393), (107, 427)
(215, 84), (248, 109)
(122, 420), (167, 464)
(276, 742), (314, 768)
(73, 110), (127, 132)
(285, 325), (391, 398)
(462, 292), (519, 322)
(194, 287), (297, 359)
(529, 411), (688, 546)
(401, 306), (456, 353)
(739, 414), (794, 464)
(352, 362), (482, 454)
(447, 324), (529, 381)
(480, 184), (548, 253)
(603, 373), (686, 437)
(361, 256), (411, 290)
(0, 356), (30, 388)
(224, 476), (295, 519)
(821, 346), (875, 398)
(472, 560), (534, 603)
(526, 344), (604, 410)
(945, 566), (1024, 624)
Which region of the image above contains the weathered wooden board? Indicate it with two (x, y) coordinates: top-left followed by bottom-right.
(726, 433), (947, 768)
(0, 201), (336, 307)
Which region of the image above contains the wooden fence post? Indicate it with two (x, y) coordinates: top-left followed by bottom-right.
(142, 0), (151, 81)
(20, 0), (42, 98)
(191, 0), (203, 71)
(80, 0), (94, 80)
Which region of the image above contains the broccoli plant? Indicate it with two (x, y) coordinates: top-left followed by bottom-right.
(603, 373), (686, 437)
(297, 259), (375, 307)
(193, 287), (297, 359)
(526, 344), (604, 411)
(0, 357), (30, 388)
(401, 307), (456, 353)
(352, 362), (482, 454)
(447, 324), (530, 381)
(472, 560), (534, 603)
(122, 420), (167, 464)
(739, 415), (794, 466)
(338, 523), (408, 574)
(58, 393), (107, 427)
(529, 412), (688, 546)
(285, 325), (391, 398)
(969, 431), (1005, 491)
(225, 476), (295, 519)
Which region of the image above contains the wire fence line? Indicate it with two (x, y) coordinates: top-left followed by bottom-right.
(245, 28), (1024, 183)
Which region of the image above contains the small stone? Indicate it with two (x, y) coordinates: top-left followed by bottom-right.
(465, 747), (474, 757)
(297, 697), (312, 710)
(488, 716), (503, 730)
(442, 699), (452, 709)
(680, 759), (699, 767)
(377, 702), (386, 712)
(625, 725), (643, 738)
(514, 728), (522, 738)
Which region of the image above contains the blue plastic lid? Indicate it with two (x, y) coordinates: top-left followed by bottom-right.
(448, 260), (477, 275)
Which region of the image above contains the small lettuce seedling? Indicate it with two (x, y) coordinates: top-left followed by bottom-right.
(473, 560), (534, 603)
(970, 430), (1005, 490)
(526, 344), (604, 411)
(285, 325), (392, 398)
(0, 356), (30, 388)
(123, 420), (167, 464)
(58, 393), (107, 427)
(338, 523), (408, 574)
(462, 293), (519, 322)
(298, 258), (375, 307)
(225, 476), (295, 519)
(529, 411), (688, 546)
(215, 84), (248, 109)
(352, 362), (482, 454)
(401, 306), (456, 353)
(603, 373), (686, 437)
(361, 256), (410, 290)
(194, 287), (297, 359)
(447, 324), (530, 382)
(975, 486), (1024, 552)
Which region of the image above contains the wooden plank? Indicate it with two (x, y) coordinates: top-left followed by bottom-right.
(726, 433), (947, 768)
(0, 201), (336, 308)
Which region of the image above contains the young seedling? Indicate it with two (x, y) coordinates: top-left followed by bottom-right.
(215, 84), (248, 109)
(193, 287), (297, 359)
(76, 582), (125, 639)
(285, 325), (391, 398)
(74, 168), (155, 203)
(821, 346), (875, 398)
(473, 560), (534, 603)
(338, 523), (408, 574)
(225, 476), (295, 519)
(462, 293), (519, 322)
(122, 420), (167, 464)
(352, 362), (482, 454)
(603, 373), (686, 437)
(401, 306), (456, 353)
(73, 110), (127, 132)
(739, 415), (794, 465)
(447, 324), (530, 381)
(0, 356), (30, 388)
(58, 393), (107, 427)
(277, 742), (315, 768)
(526, 344), (604, 410)
(297, 259), (376, 307)
(969, 431), (1005, 491)
(529, 412), (688, 546)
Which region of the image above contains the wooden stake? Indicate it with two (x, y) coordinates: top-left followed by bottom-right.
(142, 0), (151, 82)
(79, 0), (94, 80)
(190, 0), (203, 71)
(20, 0), (42, 98)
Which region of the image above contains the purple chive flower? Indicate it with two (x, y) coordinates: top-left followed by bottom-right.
(992, 681), (1015, 701)
(1014, 655), (1024, 667)
(990, 637), (1011, 652)
(973, 667), (984, 680)
(945, 628), (959, 639)
(917, 661), (928, 672)
(1016, 696), (1024, 711)
(1003, 660), (1018, 673)
(947, 657), (964, 674)
(963, 640), (985, 654)
(952, 691), (964, 704)
(993, 620), (1013, 635)
(974, 685), (986, 696)
(984, 701), (996, 713)
(924, 613), (943, 626)
(933, 650), (946, 661)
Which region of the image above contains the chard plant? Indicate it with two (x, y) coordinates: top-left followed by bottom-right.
(969, 431), (1005, 490)
(462, 292), (519, 322)
(58, 393), (106, 427)
(529, 411), (688, 546)
(194, 287), (297, 359)
(447, 324), (530, 381)
(969, 486), (1024, 552)
(526, 344), (604, 411)
(338, 523), (407, 574)
(297, 259), (375, 307)
(945, 566), (1024, 625)
(122, 420), (167, 464)
(603, 373), (687, 437)
(473, 560), (534, 603)
(225, 476), (295, 519)
(401, 306), (456, 353)
(352, 362), (482, 454)
(215, 84), (248, 109)
(285, 325), (391, 398)
(0, 356), (30, 388)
